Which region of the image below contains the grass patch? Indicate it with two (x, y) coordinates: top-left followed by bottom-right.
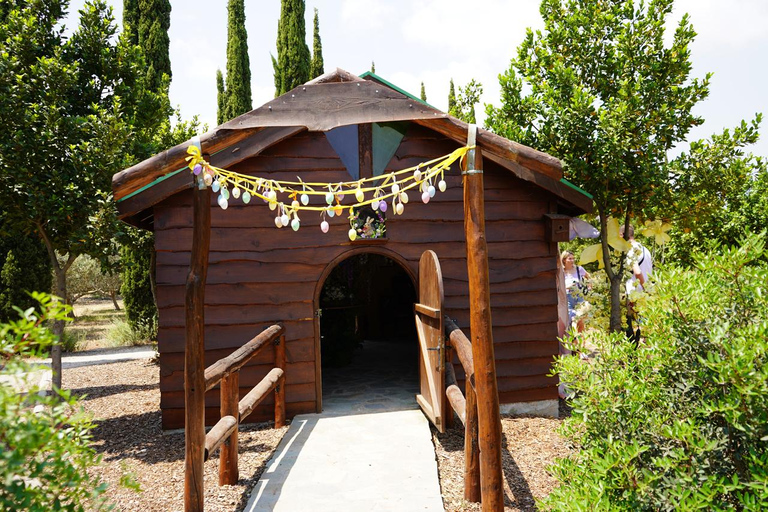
(60, 328), (86, 352)
(106, 319), (155, 348)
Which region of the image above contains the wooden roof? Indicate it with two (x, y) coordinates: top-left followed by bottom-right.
(112, 68), (592, 228)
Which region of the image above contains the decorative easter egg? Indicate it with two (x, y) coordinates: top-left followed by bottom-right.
(232, 187), (241, 199)
(325, 192), (334, 205)
(280, 213), (290, 226)
(320, 220), (329, 233)
(222, 187), (230, 200)
(291, 200), (299, 209)
(428, 185), (436, 198)
(218, 195), (228, 210)
(400, 192), (409, 204)
(371, 200), (379, 211)
(396, 202), (404, 215)
(348, 228), (357, 241)
(193, 163), (202, 175)
(391, 183), (400, 194)
(414, 169), (422, 181)
(203, 173), (213, 186)
(211, 181), (220, 193)
(275, 216), (282, 228)
(291, 218), (300, 231)
(438, 179), (447, 192)
(242, 191), (251, 204)
(337, 194), (345, 201)
(355, 188), (364, 202)
(267, 190), (277, 202)
(334, 205), (344, 216)
(300, 193), (309, 205)
(422, 191), (430, 204)
(328, 208), (335, 218)
(379, 200), (387, 212)
(269, 201), (278, 211)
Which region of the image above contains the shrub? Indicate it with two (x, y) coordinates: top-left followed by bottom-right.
(0, 235), (51, 323)
(543, 234), (768, 511)
(106, 318), (155, 347)
(120, 231), (157, 339)
(59, 328), (85, 353)
(0, 293), (111, 510)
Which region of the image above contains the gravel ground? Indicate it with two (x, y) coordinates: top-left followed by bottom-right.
(432, 406), (572, 511)
(65, 357), (569, 511)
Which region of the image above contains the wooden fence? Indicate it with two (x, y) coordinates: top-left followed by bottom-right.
(202, 324), (286, 486)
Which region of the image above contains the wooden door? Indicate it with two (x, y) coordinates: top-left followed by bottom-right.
(414, 250), (446, 432)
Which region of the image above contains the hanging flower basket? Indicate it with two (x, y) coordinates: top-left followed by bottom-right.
(349, 205), (386, 239)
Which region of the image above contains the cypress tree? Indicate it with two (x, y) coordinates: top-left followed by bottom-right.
(310, 7), (324, 79)
(137, 0), (172, 92)
(123, 0), (139, 45)
(371, 61), (375, 73)
(224, 0), (252, 118)
(448, 78), (457, 116)
(216, 69), (226, 125)
(420, 82), (427, 102)
(274, 0), (311, 96)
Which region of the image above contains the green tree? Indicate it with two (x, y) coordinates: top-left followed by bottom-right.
(448, 78), (457, 116)
(420, 81), (427, 102)
(486, 0), (710, 331)
(120, 233), (156, 337)
(223, 0), (252, 118)
(0, 293), (113, 510)
(123, 0), (139, 44)
(0, 0), (168, 387)
(455, 79), (482, 124)
(660, 116), (767, 267)
(273, 0), (311, 96)
(371, 61), (375, 73)
(216, 68), (226, 125)
(310, 7), (324, 78)
(544, 234), (768, 510)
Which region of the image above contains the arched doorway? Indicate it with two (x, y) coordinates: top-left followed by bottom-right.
(315, 250), (419, 414)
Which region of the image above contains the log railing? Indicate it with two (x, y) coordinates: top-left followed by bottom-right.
(202, 324), (286, 486)
(444, 316), (481, 503)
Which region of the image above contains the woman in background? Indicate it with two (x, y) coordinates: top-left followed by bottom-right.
(561, 250), (590, 333)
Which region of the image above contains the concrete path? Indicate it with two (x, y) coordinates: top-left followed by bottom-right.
(244, 340), (444, 512)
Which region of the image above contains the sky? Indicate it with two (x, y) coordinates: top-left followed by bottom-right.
(64, 0), (768, 158)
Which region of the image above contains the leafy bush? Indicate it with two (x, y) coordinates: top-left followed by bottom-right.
(543, 234), (768, 511)
(106, 318), (155, 347)
(0, 235), (52, 323)
(64, 254), (122, 308)
(59, 327), (85, 353)
(0, 293), (111, 510)
(120, 231), (157, 339)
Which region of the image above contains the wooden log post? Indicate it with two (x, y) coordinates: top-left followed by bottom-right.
(462, 125), (504, 510)
(464, 378), (481, 502)
(275, 335), (286, 428)
(219, 372), (239, 485)
(185, 166), (211, 512)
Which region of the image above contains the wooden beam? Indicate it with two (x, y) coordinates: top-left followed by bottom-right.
(462, 125), (504, 511)
(445, 361), (466, 425)
(444, 316), (475, 389)
(359, 123), (373, 179)
(464, 381), (481, 503)
(274, 335), (286, 428)
(415, 303), (441, 319)
(184, 174), (211, 512)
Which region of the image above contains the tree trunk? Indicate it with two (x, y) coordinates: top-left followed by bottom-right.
(51, 266), (67, 391)
(111, 290), (121, 310)
(597, 209), (624, 333)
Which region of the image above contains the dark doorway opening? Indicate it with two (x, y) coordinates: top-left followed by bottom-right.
(319, 253), (418, 413)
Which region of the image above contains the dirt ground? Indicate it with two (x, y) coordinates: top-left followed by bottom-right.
(66, 354), (569, 511)
(68, 295), (126, 351)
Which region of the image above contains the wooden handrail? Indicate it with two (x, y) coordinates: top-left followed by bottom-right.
(239, 368), (285, 421)
(204, 415), (238, 461)
(205, 324), (284, 391)
(444, 316), (475, 390)
(445, 360), (466, 425)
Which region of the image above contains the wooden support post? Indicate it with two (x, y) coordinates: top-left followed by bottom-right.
(219, 372), (239, 485)
(464, 379), (481, 502)
(275, 335), (286, 428)
(462, 125), (504, 510)
(445, 346), (456, 430)
(184, 170), (211, 512)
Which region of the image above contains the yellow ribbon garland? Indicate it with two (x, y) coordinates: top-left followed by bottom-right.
(189, 145), (473, 219)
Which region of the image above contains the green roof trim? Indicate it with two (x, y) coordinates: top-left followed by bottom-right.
(559, 178), (593, 199)
(358, 71), (437, 110)
(117, 166), (186, 203)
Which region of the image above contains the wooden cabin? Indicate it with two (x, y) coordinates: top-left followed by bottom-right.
(112, 69), (592, 429)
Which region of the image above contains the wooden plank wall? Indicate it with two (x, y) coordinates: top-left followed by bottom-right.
(154, 125), (559, 429)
